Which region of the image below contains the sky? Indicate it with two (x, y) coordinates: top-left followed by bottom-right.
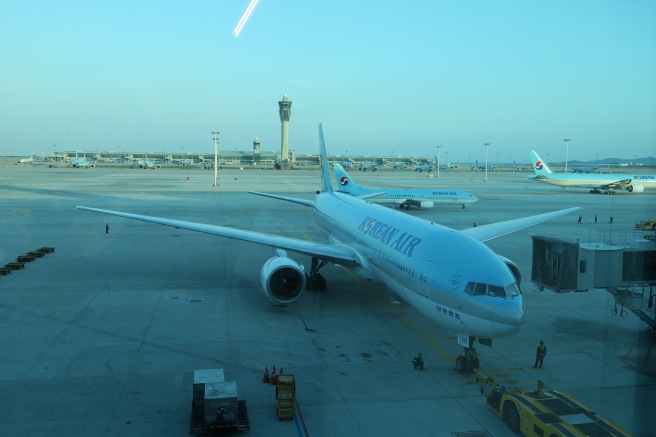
(1, 1), (655, 163)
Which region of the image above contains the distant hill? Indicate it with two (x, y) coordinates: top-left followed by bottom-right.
(556, 157), (656, 167)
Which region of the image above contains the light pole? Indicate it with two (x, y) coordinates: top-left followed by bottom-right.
(212, 131), (220, 187)
(496, 152), (500, 166)
(445, 151), (448, 169)
(563, 138), (571, 173)
(484, 143), (490, 182)
(436, 145), (441, 178)
(634, 154), (637, 172)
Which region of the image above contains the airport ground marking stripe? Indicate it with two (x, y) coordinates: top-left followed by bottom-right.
(0, 303), (259, 372)
(0, 302), (310, 437)
(299, 229), (454, 361)
(341, 267), (454, 362)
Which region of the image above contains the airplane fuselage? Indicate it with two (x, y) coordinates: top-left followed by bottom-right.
(313, 192), (523, 338)
(530, 150), (655, 193)
(532, 174), (656, 189)
(351, 189), (477, 206)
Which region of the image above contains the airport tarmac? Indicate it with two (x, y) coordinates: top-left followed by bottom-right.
(0, 165), (654, 436)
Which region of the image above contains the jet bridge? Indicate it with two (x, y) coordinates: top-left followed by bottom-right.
(531, 236), (656, 331)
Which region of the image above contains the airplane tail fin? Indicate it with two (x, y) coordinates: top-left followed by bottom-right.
(333, 162), (361, 193)
(319, 124), (333, 193)
(530, 150), (553, 176)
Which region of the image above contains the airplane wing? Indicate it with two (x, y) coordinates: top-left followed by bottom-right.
(600, 179), (632, 190)
(76, 206), (361, 267)
(248, 191), (315, 207)
(461, 207), (581, 243)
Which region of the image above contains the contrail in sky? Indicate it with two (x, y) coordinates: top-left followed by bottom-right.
(234, 0), (260, 37)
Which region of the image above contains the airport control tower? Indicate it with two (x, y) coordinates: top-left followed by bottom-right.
(252, 137), (261, 165)
(278, 95), (292, 169)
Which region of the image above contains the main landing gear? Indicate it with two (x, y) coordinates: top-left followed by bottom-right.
(455, 336), (481, 374)
(306, 257), (327, 291)
(589, 189), (616, 195)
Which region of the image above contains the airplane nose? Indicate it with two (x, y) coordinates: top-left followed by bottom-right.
(493, 302), (525, 328)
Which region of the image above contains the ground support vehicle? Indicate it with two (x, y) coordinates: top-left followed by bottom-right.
(189, 369), (250, 434)
(635, 220), (656, 231)
(275, 375), (296, 420)
(477, 372), (631, 436)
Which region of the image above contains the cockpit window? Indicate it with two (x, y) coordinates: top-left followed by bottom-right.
(474, 283), (488, 296)
(464, 281), (520, 298)
(505, 283), (521, 297)
(487, 285), (504, 297)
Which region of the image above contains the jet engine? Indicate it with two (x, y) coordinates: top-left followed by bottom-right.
(419, 200), (435, 208)
(498, 255), (521, 288)
(626, 184), (644, 193)
(260, 256), (306, 304)
(400, 200), (434, 209)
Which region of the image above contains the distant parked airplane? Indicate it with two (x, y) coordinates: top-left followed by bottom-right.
(71, 155), (95, 168)
(334, 163), (477, 209)
(359, 163), (378, 172)
(340, 159), (355, 169)
(570, 163), (600, 173)
(137, 159), (160, 169)
(415, 157), (436, 172)
(529, 150), (656, 194)
(77, 124), (580, 371)
(472, 160), (494, 171)
(391, 162), (408, 169)
(18, 155), (34, 164)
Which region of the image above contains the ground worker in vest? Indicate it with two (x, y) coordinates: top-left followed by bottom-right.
(534, 340), (547, 368)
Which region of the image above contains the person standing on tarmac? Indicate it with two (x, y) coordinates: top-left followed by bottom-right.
(534, 340), (547, 368)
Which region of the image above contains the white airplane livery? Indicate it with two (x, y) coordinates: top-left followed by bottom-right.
(415, 157), (436, 172)
(530, 150), (656, 194)
(77, 125), (579, 368)
(71, 157), (95, 168)
(334, 162), (478, 209)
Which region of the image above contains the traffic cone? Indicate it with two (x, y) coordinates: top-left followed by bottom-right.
(270, 367), (278, 385)
(263, 367), (270, 383)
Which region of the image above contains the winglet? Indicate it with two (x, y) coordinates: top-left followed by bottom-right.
(319, 124), (332, 193)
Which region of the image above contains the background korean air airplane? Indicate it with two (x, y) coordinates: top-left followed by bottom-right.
(415, 157), (436, 172)
(340, 159), (355, 169)
(334, 162), (478, 209)
(471, 159), (494, 171)
(530, 150), (656, 194)
(391, 162), (408, 169)
(358, 162), (378, 172)
(71, 155), (95, 168)
(137, 159), (160, 169)
(77, 125), (579, 367)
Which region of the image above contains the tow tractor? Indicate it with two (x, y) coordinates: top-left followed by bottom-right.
(476, 371), (631, 436)
(635, 220), (656, 231)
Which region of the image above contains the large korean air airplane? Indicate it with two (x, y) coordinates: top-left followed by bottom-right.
(334, 162), (478, 209)
(77, 125), (579, 370)
(530, 150), (656, 194)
